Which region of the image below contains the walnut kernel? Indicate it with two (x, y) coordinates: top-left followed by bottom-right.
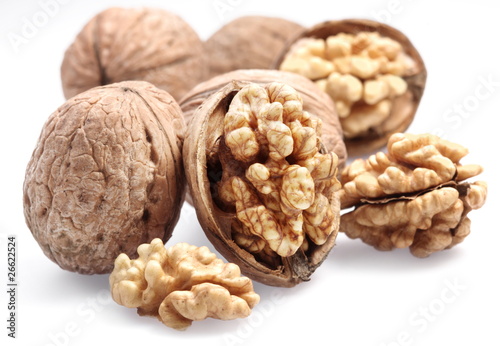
(109, 239), (260, 330)
(276, 19), (426, 156)
(219, 82), (341, 257)
(339, 133), (487, 257)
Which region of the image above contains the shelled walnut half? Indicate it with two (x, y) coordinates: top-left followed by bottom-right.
(276, 19), (426, 156)
(110, 239), (260, 330)
(339, 133), (487, 257)
(182, 76), (344, 287)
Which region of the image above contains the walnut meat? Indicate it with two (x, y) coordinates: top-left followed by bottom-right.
(180, 69), (347, 168)
(339, 133), (487, 257)
(204, 16), (304, 80)
(23, 81), (186, 274)
(276, 19), (427, 156)
(61, 7), (206, 101)
(109, 238), (260, 331)
(182, 74), (344, 287)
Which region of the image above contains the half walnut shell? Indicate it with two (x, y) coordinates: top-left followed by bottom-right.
(181, 70), (346, 287)
(275, 19), (427, 156)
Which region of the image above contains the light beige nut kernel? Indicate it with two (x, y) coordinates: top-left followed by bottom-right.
(326, 73), (363, 105)
(326, 35), (351, 59)
(109, 239), (260, 330)
(281, 31), (407, 138)
(366, 36), (402, 60)
(341, 100), (391, 139)
(341, 133), (481, 205)
(339, 133), (487, 257)
(363, 79), (390, 105)
(280, 56), (335, 80)
(352, 32), (379, 54)
(363, 74), (407, 105)
(219, 82), (341, 258)
(350, 56), (381, 79)
(159, 283), (255, 331)
(278, 22), (426, 154)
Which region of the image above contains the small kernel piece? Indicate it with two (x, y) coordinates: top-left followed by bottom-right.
(109, 239), (260, 330)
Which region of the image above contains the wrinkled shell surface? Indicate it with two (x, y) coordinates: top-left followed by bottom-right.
(339, 133), (487, 257)
(182, 74), (345, 287)
(275, 19), (427, 156)
(109, 239), (260, 330)
(204, 16), (304, 80)
(61, 7), (206, 101)
(23, 81), (186, 274)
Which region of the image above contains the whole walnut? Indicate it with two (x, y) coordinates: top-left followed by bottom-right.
(61, 7), (206, 101)
(23, 81), (186, 274)
(204, 16), (304, 80)
(181, 70), (346, 287)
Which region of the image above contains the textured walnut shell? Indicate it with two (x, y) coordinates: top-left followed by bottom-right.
(274, 19), (427, 156)
(61, 7), (206, 101)
(23, 81), (186, 274)
(181, 71), (346, 287)
(204, 16), (304, 80)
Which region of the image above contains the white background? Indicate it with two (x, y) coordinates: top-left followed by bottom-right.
(1, 1), (499, 345)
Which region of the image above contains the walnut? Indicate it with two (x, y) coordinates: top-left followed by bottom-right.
(23, 81), (186, 274)
(181, 71), (345, 287)
(339, 133), (487, 257)
(109, 238), (260, 330)
(61, 7), (206, 101)
(276, 19), (427, 156)
(204, 16), (304, 80)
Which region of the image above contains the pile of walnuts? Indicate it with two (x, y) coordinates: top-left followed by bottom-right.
(22, 7), (487, 331)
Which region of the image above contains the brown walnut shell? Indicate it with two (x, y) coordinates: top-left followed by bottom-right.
(181, 70), (346, 287)
(204, 16), (304, 80)
(61, 7), (206, 102)
(23, 81), (186, 274)
(274, 19), (427, 156)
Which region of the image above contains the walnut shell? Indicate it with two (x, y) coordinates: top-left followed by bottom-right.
(275, 19), (427, 156)
(61, 7), (206, 102)
(181, 70), (346, 287)
(23, 81), (186, 274)
(204, 16), (304, 80)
